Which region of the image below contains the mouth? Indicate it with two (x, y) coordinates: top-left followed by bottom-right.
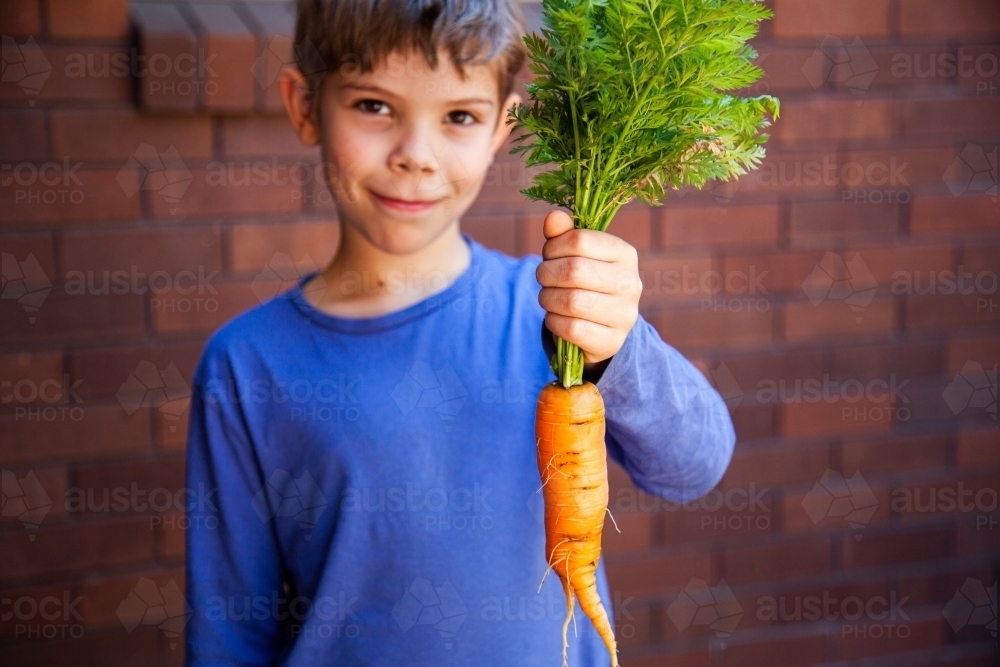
(369, 189), (443, 212)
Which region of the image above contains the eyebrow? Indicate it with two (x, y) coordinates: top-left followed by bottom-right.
(339, 82), (495, 106)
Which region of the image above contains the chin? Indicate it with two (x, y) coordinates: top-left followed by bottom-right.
(361, 219), (454, 256)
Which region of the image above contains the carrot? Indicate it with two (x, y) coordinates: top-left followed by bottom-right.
(535, 380), (619, 667)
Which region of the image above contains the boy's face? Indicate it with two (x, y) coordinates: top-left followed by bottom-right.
(283, 48), (521, 256)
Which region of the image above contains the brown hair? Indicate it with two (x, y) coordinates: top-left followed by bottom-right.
(293, 0), (528, 105)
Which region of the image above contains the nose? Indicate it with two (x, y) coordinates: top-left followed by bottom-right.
(388, 120), (440, 176)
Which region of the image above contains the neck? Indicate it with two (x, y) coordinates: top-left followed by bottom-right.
(304, 221), (471, 318)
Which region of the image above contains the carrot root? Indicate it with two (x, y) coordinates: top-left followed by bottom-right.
(536, 381), (619, 667)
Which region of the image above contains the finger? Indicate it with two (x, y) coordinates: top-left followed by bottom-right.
(536, 256), (615, 293)
(542, 209), (574, 241)
(538, 287), (636, 328)
(542, 227), (634, 263)
(543, 312), (620, 362)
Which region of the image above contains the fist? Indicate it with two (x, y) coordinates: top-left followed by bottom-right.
(536, 209), (643, 367)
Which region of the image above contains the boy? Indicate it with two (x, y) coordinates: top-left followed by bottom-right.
(185, 1), (736, 665)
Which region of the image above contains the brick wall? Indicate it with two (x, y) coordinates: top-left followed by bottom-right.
(1, 1), (997, 665)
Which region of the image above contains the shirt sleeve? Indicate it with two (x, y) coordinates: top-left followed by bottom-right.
(185, 345), (287, 666)
(542, 315), (736, 502)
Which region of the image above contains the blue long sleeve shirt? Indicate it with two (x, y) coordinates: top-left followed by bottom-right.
(184, 233), (736, 666)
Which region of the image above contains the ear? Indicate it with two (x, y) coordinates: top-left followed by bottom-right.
(489, 91), (523, 155)
(280, 66), (321, 146)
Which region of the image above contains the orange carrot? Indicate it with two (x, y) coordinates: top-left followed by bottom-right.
(535, 380), (619, 667)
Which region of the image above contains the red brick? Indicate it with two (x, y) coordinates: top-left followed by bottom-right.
(830, 341), (943, 381)
(789, 202), (899, 248)
(626, 649), (710, 667)
(784, 298), (894, 342)
(241, 1), (297, 112)
(904, 293), (1000, 329)
(892, 476), (1000, 521)
(150, 280), (261, 335)
(840, 617), (943, 660)
(0, 232), (56, 282)
(605, 551), (712, 599)
(723, 538), (831, 584)
(69, 343), (202, 400)
(731, 403), (778, 441)
(0, 465), (68, 529)
(517, 209), (556, 257)
(0, 349), (65, 403)
(637, 254), (714, 307)
(0, 582), (75, 639)
(461, 215), (517, 256)
(962, 245), (1000, 276)
(899, 0), (1000, 37)
(842, 436), (947, 474)
(721, 445), (830, 489)
(660, 204), (779, 249)
(602, 510), (653, 555)
(772, 0), (890, 38)
(954, 519), (1000, 556)
(222, 116), (319, 159)
(131, 3), (199, 111)
(158, 510), (187, 560)
(0, 0), (41, 36)
(147, 167), (303, 218)
(188, 3), (257, 112)
(651, 307), (774, 351)
(956, 430), (1000, 467)
(750, 47), (821, 94)
(46, 0), (127, 40)
(899, 98), (1000, 139)
(722, 252), (821, 295)
(0, 168), (140, 226)
(841, 527), (951, 569)
(723, 634), (828, 667)
(0, 405), (150, 466)
(782, 394), (901, 436)
(858, 245), (956, 283)
(773, 99), (892, 145)
(947, 337), (999, 374)
(719, 351), (825, 403)
(910, 197), (999, 234)
(845, 148), (966, 189)
(657, 490), (775, 543)
(72, 458), (187, 518)
(0, 111), (46, 161)
(77, 569), (184, 631)
(61, 228), (222, 284)
(0, 623), (159, 665)
(0, 291), (145, 344)
(51, 111), (213, 162)
(0, 45), (131, 104)
(157, 406), (190, 451)
(0, 517), (155, 581)
(781, 484), (893, 533)
(230, 220), (339, 275)
(609, 204), (652, 252)
(856, 47), (960, 91)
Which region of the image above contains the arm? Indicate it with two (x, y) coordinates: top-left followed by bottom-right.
(543, 316), (736, 501)
(185, 345), (287, 666)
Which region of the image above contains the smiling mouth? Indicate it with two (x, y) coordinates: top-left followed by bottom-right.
(369, 190), (443, 209)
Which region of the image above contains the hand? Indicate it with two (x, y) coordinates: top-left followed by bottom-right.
(536, 209), (643, 369)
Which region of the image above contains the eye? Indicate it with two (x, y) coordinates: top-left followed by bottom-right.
(355, 99), (390, 115)
(447, 110), (478, 126)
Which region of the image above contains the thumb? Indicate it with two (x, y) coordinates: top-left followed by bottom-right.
(542, 209), (574, 240)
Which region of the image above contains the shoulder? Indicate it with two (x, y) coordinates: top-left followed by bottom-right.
(192, 290), (298, 384)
